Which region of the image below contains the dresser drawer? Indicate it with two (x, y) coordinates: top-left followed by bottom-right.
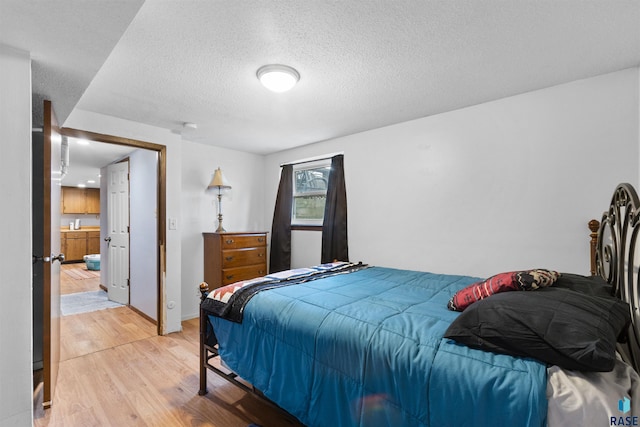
(221, 247), (266, 268)
(203, 231), (268, 291)
(221, 264), (267, 285)
(220, 234), (267, 249)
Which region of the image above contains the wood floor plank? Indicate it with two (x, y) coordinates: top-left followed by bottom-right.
(36, 263), (303, 427)
(60, 263), (101, 294)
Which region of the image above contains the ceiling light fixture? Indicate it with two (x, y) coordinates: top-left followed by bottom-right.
(257, 64), (300, 93)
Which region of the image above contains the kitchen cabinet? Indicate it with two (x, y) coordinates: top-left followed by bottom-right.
(61, 187), (100, 214)
(85, 190), (100, 214)
(60, 228), (100, 262)
(61, 231), (87, 262)
(87, 231), (100, 254)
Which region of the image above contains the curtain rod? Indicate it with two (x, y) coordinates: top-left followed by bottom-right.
(280, 152), (344, 167)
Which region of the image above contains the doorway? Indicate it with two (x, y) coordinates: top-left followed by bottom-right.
(60, 127), (167, 335)
(33, 123), (167, 418)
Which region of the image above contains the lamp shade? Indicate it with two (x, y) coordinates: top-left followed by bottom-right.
(207, 167), (231, 190)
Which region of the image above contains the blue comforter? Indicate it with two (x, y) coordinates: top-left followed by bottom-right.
(208, 267), (548, 426)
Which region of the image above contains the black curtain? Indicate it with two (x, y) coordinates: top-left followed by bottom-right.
(321, 155), (349, 263)
(269, 164), (293, 273)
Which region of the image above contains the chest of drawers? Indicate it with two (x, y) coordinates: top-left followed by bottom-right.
(203, 232), (268, 291)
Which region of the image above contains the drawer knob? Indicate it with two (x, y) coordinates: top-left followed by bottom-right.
(258, 253), (264, 257)
(225, 256), (234, 262)
(258, 237), (264, 242)
(225, 239), (234, 244)
(226, 275), (234, 280)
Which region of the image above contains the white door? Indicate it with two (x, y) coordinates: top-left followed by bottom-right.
(107, 161), (130, 304)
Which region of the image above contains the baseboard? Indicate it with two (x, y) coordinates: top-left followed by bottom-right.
(129, 305), (157, 325)
(182, 311), (200, 321)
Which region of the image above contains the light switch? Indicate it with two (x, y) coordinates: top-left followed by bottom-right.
(169, 217), (177, 230)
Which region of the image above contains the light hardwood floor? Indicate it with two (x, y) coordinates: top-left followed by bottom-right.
(35, 264), (303, 427)
(60, 263), (102, 294)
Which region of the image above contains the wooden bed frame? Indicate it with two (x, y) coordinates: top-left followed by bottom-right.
(198, 182), (640, 413)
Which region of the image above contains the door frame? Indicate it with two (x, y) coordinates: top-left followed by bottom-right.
(60, 127), (166, 335)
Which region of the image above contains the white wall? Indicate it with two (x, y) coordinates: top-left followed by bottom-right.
(64, 110), (183, 333)
(180, 140), (266, 320)
(265, 68), (640, 278)
(61, 213), (100, 228)
(0, 44), (33, 426)
(130, 149), (159, 321)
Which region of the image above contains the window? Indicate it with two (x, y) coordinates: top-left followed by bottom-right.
(292, 160), (331, 226)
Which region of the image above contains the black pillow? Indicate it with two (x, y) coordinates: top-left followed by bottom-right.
(553, 273), (614, 297)
(444, 287), (630, 371)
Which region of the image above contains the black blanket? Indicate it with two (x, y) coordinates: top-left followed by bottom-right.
(201, 262), (368, 323)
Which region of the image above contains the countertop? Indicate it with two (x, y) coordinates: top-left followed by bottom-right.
(60, 226), (100, 233)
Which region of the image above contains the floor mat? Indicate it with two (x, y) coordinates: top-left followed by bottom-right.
(61, 290), (123, 316)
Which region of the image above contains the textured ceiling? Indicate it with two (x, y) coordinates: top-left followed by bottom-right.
(3, 1), (640, 156)
(0, 0), (144, 128)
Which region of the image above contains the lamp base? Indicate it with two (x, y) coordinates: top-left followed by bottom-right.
(216, 212), (225, 232)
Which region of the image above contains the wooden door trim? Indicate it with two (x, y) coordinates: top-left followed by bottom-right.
(42, 101), (53, 408)
(61, 127), (166, 336)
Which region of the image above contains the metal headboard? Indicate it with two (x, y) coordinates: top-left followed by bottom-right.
(593, 183), (640, 371)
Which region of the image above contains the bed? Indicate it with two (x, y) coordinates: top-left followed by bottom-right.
(198, 183), (640, 427)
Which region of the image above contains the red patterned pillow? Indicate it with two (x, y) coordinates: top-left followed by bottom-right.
(447, 269), (560, 312)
